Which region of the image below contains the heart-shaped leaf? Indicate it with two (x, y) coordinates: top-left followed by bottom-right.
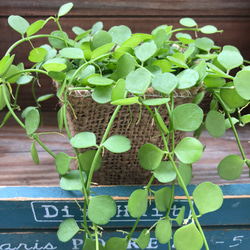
(59, 47), (84, 59)
(70, 132), (97, 148)
(79, 150), (102, 174)
(57, 218), (79, 242)
(91, 30), (113, 50)
(177, 69), (199, 89)
(217, 154), (244, 180)
(195, 37), (214, 52)
(193, 182), (223, 215)
(92, 85), (113, 104)
(135, 41), (157, 63)
(8, 15), (30, 35)
(234, 70), (250, 100)
(174, 223), (203, 250)
(109, 25), (132, 46)
(128, 189), (148, 218)
(175, 137), (203, 164)
(153, 161), (176, 183)
(173, 103), (203, 132)
(136, 229), (150, 249)
(82, 238), (105, 250)
(138, 143), (165, 170)
(29, 47), (47, 63)
(55, 152), (72, 175)
(126, 68), (152, 95)
(103, 135), (131, 153)
(152, 72), (178, 94)
(155, 220), (172, 244)
(88, 195), (116, 225)
(154, 187), (172, 212)
(105, 237), (127, 250)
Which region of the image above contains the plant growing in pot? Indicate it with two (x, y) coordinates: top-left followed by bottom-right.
(1, 2), (250, 249)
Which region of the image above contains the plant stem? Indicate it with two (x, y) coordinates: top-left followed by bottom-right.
(127, 217), (140, 242)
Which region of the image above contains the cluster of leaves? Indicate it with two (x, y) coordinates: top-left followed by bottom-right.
(1, 2), (250, 250)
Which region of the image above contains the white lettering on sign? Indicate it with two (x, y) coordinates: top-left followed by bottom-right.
(0, 241), (57, 250)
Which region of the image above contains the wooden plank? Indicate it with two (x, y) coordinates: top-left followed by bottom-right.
(0, 0), (250, 17)
(0, 228), (250, 249)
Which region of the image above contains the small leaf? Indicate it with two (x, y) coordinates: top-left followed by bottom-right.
(109, 25), (132, 46)
(175, 206), (185, 226)
(57, 107), (64, 132)
(180, 18), (197, 27)
(175, 137), (203, 164)
(155, 108), (169, 134)
(8, 15), (30, 35)
(37, 94), (54, 102)
(128, 189), (148, 218)
(59, 47), (84, 59)
(111, 79), (126, 101)
(218, 154), (244, 180)
(153, 161), (176, 183)
(25, 108), (40, 135)
(152, 72), (178, 94)
(136, 229), (150, 250)
(234, 70), (250, 100)
(58, 2), (74, 17)
(195, 37), (214, 52)
(0, 84), (10, 111)
(241, 114), (250, 126)
(29, 47), (48, 63)
(87, 76), (113, 86)
(55, 152), (71, 175)
(0, 54), (14, 77)
(176, 69), (199, 89)
(193, 182), (223, 215)
(126, 68), (152, 95)
(79, 150), (102, 174)
(205, 110), (225, 137)
(103, 135), (131, 153)
(111, 97), (140, 105)
(88, 195), (116, 225)
(31, 141), (39, 165)
(60, 170), (87, 191)
(200, 25), (218, 34)
(70, 132), (97, 148)
(138, 143), (165, 170)
(174, 223), (203, 250)
(154, 187), (172, 212)
(155, 220), (172, 244)
(27, 20), (45, 37)
(57, 218), (79, 242)
(49, 30), (68, 49)
(105, 237), (127, 250)
(92, 85), (113, 104)
(173, 103), (203, 132)
(43, 58), (67, 72)
(135, 41), (157, 63)
(142, 98), (170, 106)
(177, 163), (192, 188)
(82, 238), (105, 250)
(91, 30), (113, 50)
(203, 75), (226, 88)
(16, 75), (33, 85)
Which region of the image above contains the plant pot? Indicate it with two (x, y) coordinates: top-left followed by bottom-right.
(63, 87), (200, 185)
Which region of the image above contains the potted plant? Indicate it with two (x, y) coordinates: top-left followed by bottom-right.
(0, 2), (250, 249)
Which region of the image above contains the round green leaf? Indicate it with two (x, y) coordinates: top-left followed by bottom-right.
(0, 54), (14, 77)
(177, 69), (199, 89)
(152, 73), (178, 95)
(25, 108), (40, 135)
(8, 15), (29, 35)
(154, 187), (172, 212)
(200, 25), (218, 34)
(203, 75), (226, 88)
(220, 82), (248, 108)
(175, 137), (203, 164)
(135, 41), (157, 63)
(105, 237), (127, 250)
(79, 150), (102, 174)
(180, 18), (197, 27)
(91, 43), (115, 60)
(16, 75), (33, 85)
(87, 76), (113, 86)
(218, 154), (244, 180)
(60, 170), (87, 191)
(126, 68), (152, 95)
(167, 55), (188, 69)
(103, 135), (131, 153)
(31, 141), (39, 165)
(193, 182), (223, 215)
(55, 152), (71, 175)
(205, 110), (225, 137)
(111, 79), (126, 101)
(195, 37), (214, 52)
(57, 218), (79, 242)
(59, 47), (84, 59)
(109, 25), (132, 46)
(70, 132), (97, 148)
(5, 65), (21, 83)
(173, 103), (203, 132)
(174, 223), (203, 250)
(155, 220), (172, 244)
(58, 2), (74, 17)
(177, 163), (192, 188)
(153, 161), (176, 183)
(217, 45), (243, 71)
(128, 189), (148, 218)
(138, 143), (164, 170)
(88, 195), (116, 225)
(49, 30), (68, 49)
(82, 238), (105, 250)
(43, 58), (67, 72)
(27, 20), (45, 37)
(91, 30), (113, 49)
(152, 60), (172, 73)
(92, 85), (112, 104)
(29, 47), (47, 63)
(234, 70), (250, 100)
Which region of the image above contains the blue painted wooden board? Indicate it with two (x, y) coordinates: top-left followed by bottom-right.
(0, 184), (249, 249)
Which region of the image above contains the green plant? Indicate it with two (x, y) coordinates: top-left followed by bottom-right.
(1, 2), (250, 249)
